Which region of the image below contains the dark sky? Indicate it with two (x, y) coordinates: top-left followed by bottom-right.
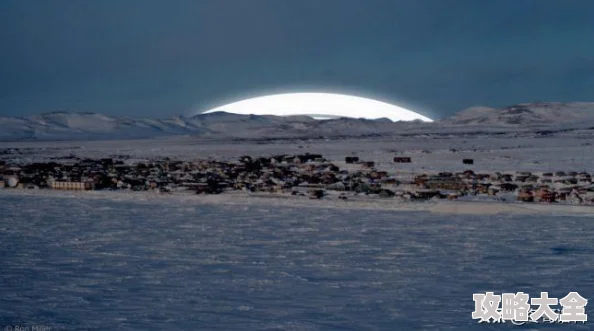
(1, 0), (593, 119)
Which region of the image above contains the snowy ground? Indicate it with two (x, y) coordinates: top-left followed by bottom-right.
(2, 189), (594, 217)
(1, 130), (593, 173)
(1, 192), (593, 330)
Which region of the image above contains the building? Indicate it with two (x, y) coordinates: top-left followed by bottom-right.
(345, 156), (359, 164)
(414, 175), (429, 186)
(370, 171), (388, 180)
(540, 192), (556, 203)
(462, 170), (475, 178)
(308, 189), (324, 199)
(378, 189), (395, 198)
(393, 157), (412, 163)
(447, 193), (460, 200)
(425, 178), (466, 191)
(499, 183), (519, 192)
(413, 189), (441, 200)
(476, 183), (491, 194)
(326, 181), (346, 191)
(517, 191), (534, 202)
(5, 176), (18, 188)
(49, 180), (94, 191)
(361, 161), (375, 168)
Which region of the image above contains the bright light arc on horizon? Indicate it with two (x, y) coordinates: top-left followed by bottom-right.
(199, 93), (433, 122)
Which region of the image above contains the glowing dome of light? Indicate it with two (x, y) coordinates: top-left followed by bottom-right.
(199, 93), (433, 122)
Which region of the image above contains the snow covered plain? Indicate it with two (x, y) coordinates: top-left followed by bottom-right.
(1, 128), (593, 174)
(1, 192), (593, 330)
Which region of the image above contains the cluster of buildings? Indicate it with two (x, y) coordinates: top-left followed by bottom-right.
(1, 153), (593, 205)
(411, 170), (594, 204)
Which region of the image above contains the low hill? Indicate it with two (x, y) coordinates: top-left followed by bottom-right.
(441, 102), (594, 126)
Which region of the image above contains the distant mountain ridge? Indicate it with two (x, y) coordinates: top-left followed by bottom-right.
(2, 102), (594, 141)
(441, 102), (594, 125)
(0, 111), (431, 141)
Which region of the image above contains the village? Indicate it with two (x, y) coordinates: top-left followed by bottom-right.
(0, 151), (593, 205)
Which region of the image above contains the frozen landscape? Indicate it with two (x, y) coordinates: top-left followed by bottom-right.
(4, 1), (594, 329)
(2, 102), (594, 330)
(1, 192), (593, 330)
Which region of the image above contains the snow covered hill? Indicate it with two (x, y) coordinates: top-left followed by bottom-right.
(0, 111), (437, 141)
(2, 102), (594, 141)
(441, 102), (594, 126)
(0, 112), (206, 141)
